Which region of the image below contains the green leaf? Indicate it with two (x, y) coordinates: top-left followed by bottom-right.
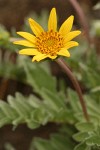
(26, 120), (40, 129)
(42, 88), (66, 111)
(0, 101), (18, 120)
(54, 109), (76, 123)
(8, 94), (32, 118)
(73, 132), (89, 142)
(34, 138), (55, 150)
(4, 142), (16, 150)
(15, 93), (34, 112)
(67, 89), (81, 113)
(51, 134), (74, 150)
(31, 108), (51, 125)
(0, 117), (11, 127)
(74, 142), (90, 150)
(33, 125), (75, 150)
(75, 122), (95, 132)
(86, 136), (100, 146)
(84, 95), (100, 123)
(28, 95), (42, 108)
(24, 60), (57, 94)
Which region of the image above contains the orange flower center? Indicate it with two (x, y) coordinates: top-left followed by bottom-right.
(36, 30), (64, 56)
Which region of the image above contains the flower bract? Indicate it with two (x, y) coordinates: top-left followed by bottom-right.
(14, 8), (81, 62)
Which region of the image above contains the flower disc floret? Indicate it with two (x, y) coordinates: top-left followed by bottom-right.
(36, 30), (64, 56)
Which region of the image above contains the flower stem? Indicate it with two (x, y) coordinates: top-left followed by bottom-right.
(56, 57), (89, 121)
(68, 0), (92, 45)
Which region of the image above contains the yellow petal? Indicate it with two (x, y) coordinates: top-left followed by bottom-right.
(29, 18), (44, 36)
(59, 15), (74, 37)
(17, 32), (36, 43)
(64, 41), (79, 49)
(13, 40), (36, 47)
(32, 54), (47, 62)
(47, 55), (57, 59)
(57, 49), (70, 57)
(19, 48), (40, 55)
(48, 8), (57, 31)
(64, 31), (81, 43)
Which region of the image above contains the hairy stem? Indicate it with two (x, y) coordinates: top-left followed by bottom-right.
(56, 58), (89, 121)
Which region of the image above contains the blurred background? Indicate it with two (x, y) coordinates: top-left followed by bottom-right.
(0, 0), (100, 150)
(0, 0), (99, 30)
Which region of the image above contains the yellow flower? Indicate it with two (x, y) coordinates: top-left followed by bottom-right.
(14, 8), (81, 62)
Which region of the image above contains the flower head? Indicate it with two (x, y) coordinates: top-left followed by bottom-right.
(14, 8), (81, 62)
